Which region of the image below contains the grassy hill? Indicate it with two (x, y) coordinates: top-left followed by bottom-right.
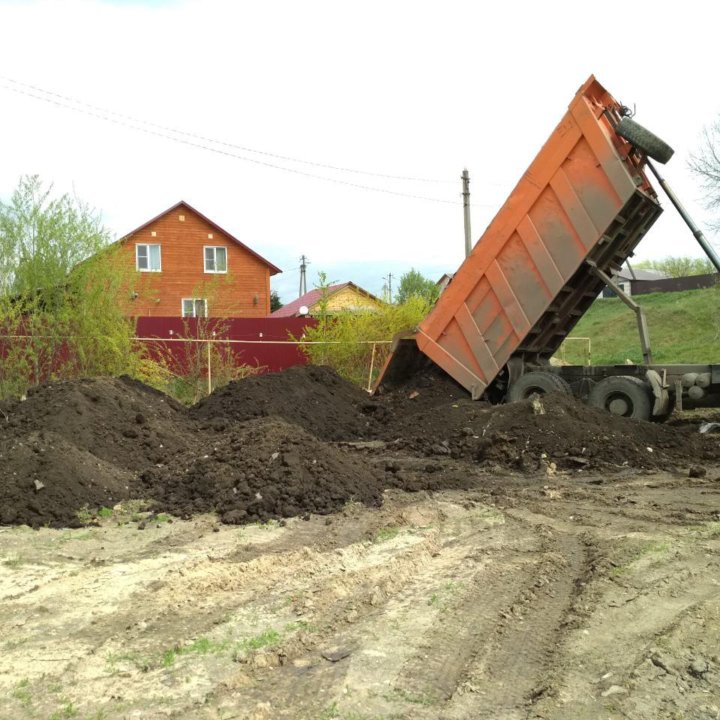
(558, 287), (719, 366)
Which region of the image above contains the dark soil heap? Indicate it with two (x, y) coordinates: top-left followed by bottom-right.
(190, 365), (374, 440)
(1, 365), (718, 529)
(137, 418), (383, 524)
(0, 431), (135, 527)
(2, 376), (193, 471)
(373, 379), (720, 470)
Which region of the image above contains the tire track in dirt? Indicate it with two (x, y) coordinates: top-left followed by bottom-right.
(392, 515), (590, 720)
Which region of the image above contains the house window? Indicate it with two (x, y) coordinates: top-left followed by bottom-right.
(136, 244), (161, 272)
(204, 246), (227, 273)
(182, 298), (208, 318)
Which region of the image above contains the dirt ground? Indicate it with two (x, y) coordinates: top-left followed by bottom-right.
(1, 367), (720, 719)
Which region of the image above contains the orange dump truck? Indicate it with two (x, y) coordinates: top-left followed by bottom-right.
(377, 75), (720, 420)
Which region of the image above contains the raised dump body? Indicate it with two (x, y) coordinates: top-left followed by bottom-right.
(378, 76), (664, 400)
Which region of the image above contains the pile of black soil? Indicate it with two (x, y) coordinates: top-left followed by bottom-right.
(2, 365), (718, 529)
(377, 389), (720, 471)
(137, 417), (384, 524)
(2, 376), (195, 471)
(191, 365), (375, 441)
(0, 431), (135, 527)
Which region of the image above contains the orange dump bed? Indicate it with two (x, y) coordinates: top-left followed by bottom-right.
(379, 76), (663, 399)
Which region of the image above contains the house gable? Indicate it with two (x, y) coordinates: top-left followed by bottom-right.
(117, 202), (281, 318)
(272, 282), (382, 317)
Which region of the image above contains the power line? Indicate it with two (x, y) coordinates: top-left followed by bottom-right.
(3, 77), (488, 206)
(0, 75), (460, 185)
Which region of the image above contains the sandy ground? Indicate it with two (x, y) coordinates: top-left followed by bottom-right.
(1, 465), (720, 720)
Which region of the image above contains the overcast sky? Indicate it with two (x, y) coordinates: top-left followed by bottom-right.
(1, 0), (719, 303)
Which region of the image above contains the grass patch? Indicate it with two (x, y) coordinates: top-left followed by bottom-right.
(2, 553), (24, 568)
(12, 678), (32, 707)
(559, 287), (719, 366)
(162, 636), (227, 667)
(319, 703), (340, 719)
(162, 628), (283, 667)
(690, 521), (720, 539)
(610, 540), (674, 577)
(97, 506), (114, 518)
(374, 527), (401, 543)
(3, 636), (29, 650)
(385, 687), (438, 706)
(239, 628), (281, 651)
(427, 580), (465, 610)
(49, 702), (78, 719)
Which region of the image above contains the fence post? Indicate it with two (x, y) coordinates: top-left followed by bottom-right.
(367, 343), (377, 393)
(207, 341), (212, 396)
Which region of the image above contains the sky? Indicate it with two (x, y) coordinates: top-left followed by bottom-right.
(1, 0), (719, 304)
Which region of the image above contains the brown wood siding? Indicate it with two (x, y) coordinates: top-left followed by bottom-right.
(118, 207), (272, 317)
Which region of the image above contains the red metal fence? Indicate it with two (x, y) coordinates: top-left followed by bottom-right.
(135, 317), (317, 375)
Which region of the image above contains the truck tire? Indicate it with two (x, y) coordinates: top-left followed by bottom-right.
(616, 117), (674, 164)
(508, 371), (572, 402)
(587, 376), (652, 421)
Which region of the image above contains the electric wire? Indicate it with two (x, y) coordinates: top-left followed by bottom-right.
(2, 75), (473, 184)
(2, 78), (488, 205)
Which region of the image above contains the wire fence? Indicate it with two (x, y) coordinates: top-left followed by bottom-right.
(0, 334), (393, 398)
(132, 335), (393, 394)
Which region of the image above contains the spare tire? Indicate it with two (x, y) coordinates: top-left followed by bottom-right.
(588, 375), (652, 421)
(508, 371), (572, 403)
(616, 117), (675, 164)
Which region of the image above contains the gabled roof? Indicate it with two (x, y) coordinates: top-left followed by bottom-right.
(613, 266), (668, 281)
(118, 201), (282, 275)
(272, 282), (381, 317)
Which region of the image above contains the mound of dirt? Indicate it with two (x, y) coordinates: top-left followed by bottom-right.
(380, 390), (720, 470)
(190, 365), (374, 441)
(2, 376), (194, 471)
(0, 431), (135, 527)
(2, 364), (718, 530)
(136, 417), (384, 524)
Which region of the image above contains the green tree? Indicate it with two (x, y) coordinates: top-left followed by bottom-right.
(270, 289), (283, 312)
(0, 175), (141, 398)
(634, 256), (714, 278)
(395, 268), (440, 305)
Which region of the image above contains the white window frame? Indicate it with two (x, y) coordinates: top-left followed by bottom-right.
(136, 243), (162, 272)
(181, 298), (208, 318)
(204, 245), (228, 274)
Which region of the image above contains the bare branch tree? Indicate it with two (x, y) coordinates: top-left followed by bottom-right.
(689, 120), (720, 231)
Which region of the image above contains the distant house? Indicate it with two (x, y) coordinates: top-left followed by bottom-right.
(602, 266), (668, 298)
(603, 265), (717, 297)
(436, 273), (454, 294)
(271, 282), (383, 317)
(113, 201), (281, 317)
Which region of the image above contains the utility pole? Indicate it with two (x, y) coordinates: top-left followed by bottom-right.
(299, 255), (309, 297)
(381, 273), (394, 302)
(462, 168), (472, 258)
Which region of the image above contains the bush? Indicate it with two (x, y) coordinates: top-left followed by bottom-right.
(300, 276), (432, 387)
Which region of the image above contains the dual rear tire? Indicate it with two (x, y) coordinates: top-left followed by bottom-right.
(587, 375), (652, 421)
(508, 372), (654, 421)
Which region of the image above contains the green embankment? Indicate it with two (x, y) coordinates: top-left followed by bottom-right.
(558, 287), (719, 366)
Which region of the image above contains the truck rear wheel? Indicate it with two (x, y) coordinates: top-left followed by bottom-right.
(616, 117), (675, 164)
(588, 376), (652, 421)
(508, 371), (572, 402)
